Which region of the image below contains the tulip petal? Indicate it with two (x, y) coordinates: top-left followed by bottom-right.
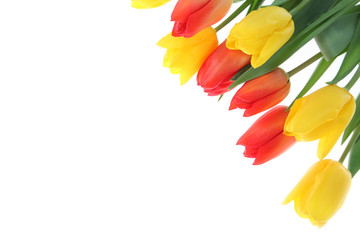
(284, 97), (302, 137)
(243, 82), (290, 117)
(284, 160), (352, 227)
(285, 85), (352, 137)
(229, 97), (252, 110)
(184, 0), (232, 38)
(132, 0), (171, 9)
(236, 68), (288, 102)
(171, 0), (209, 22)
(317, 98), (356, 159)
(197, 41), (250, 89)
(237, 106), (288, 148)
(157, 27), (218, 85)
(252, 20), (294, 68)
(205, 77), (233, 96)
(295, 184), (314, 219)
(243, 146), (258, 158)
(283, 160), (328, 206)
(226, 6), (294, 68)
(306, 161), (351, 227)
(253, 133), (296, 165)
(284, 85), (356, 159)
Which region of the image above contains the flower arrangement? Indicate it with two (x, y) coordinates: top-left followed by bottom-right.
(131, 0), (360, 227)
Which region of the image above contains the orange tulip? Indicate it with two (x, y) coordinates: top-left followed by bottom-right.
(229, 68), (290, 116)
(171, 0), (232, 38)
(237, 106), (296, 165)
(197, 40), (251, 96)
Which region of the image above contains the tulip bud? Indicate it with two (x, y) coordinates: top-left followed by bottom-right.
(229, 68), (290, 117)
(157, 27), (218, 85)
(171, 0), (232, 38)
(131, 0), (171, 9)
(226, 6), (294, 68)
(197, 40), (251, 96)
(284, 85), (356, 160)
(237, 106), (296, 165)
(283, 160), (351, 228)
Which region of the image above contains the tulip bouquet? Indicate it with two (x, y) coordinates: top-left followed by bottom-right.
(132, 0), (360, 228)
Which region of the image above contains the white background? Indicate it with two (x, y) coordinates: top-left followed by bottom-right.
(0, 1), (360, 239)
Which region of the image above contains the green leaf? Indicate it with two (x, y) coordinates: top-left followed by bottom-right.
(291, 0), (337, 35)
(315, 13), (360, 61)
(277, 0), (302, 11)
(329, 18), (360, 84)
(247, 0), (265, 14)
(231, 64), (251, 82)
(271, 0), (289, 5)
(230, 0), (358, 89)
(349, 136), (360, 177)
(342, 91), (360, 143)
(233, 0), (244, 3)
(288, 57), (335, 110)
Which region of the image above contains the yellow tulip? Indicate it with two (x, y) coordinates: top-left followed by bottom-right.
(131, 0), (171, 9)
(157, 27), (218, 85)
(283, 160), (351, 228)
(284, 85), (355, 159)
(226, 6), (294, 68)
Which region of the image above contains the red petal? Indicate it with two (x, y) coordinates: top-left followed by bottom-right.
(197, 40), (250, 90)
(252, 133), (296, 165)
(204, 77), (233, 96)
(171, 0), (209, 22)
(237, 106), (289, 148)
(243, 146), (258, 158)
(184, 0), (233, 37)
(243, 82), (290, 117)
(229, 97), (252, 110)
(235, 68), (288, 102)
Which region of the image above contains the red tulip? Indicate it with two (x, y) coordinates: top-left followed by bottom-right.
(229, 68), (290, 116)
(237, 105), (296, 165)
(171, 0), (232, 38)
(197, 40), (251, 96)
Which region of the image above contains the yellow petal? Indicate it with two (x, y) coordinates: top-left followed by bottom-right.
(284, 160), (352, 227)
(284, 96), (303, 137)
(306, 161), (351, 226)
(131, 0), (171, 9)
(283, 160), (327, 205)
(226, 6), (294, 67)
(286, 85), (352, 136)
(230, 6), (292, 40)
(317, 96), (356, 159)
(252, 20), (294, 68)
(157, 27), (218, 85)
(284, 85), (355, 159)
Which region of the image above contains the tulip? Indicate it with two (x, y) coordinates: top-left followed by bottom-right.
(237, 105), (296, 165)
(131, 0), (171, 9)
(157, 27), (218, 85)
(229, 68), (290, 116)
(171, 0), (232, 38)
(283, 160), (351, 228)
(284, 85), (356, 160)
(197, 40), (251, 96)
(226, 6), (294, 68)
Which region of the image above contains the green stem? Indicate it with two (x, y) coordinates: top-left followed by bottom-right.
(289, 0), (311, 15)
(247, 0), (265, 15)
(287, 57), (334, 110)
(215, 0), (252, 32)
(287, 52), (323, 78)
(344, 64), (360, 91)
(281, 0), (302, 12)
(339, 125), (360, 164)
